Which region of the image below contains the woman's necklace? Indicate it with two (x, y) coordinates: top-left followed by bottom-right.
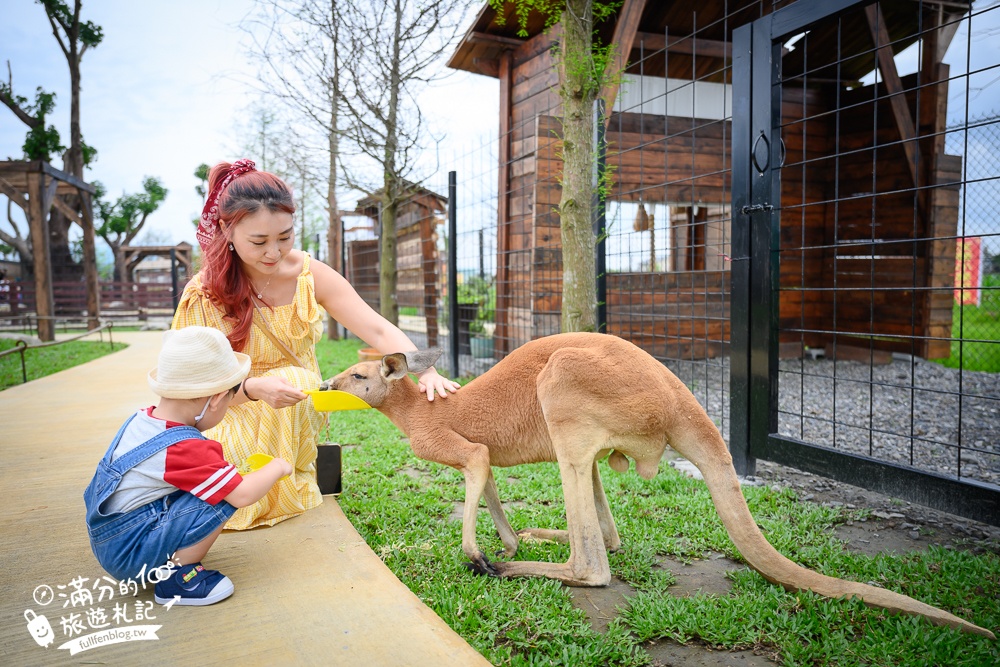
(250, 275), (273, 300)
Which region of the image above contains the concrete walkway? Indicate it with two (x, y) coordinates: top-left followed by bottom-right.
(0, 331), (490, 666)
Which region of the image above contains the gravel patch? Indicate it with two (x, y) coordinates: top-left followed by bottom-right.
(666, 355), (1000, 488)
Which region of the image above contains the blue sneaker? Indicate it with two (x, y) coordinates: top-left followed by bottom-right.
(154, 563), (234, 606)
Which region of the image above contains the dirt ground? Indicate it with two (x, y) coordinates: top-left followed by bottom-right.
(567, 457), (1000, 667)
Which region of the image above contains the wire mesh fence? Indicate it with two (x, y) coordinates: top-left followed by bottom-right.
(769, 1), (1000, 496)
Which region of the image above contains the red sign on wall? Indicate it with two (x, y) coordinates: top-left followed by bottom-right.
(954, 237), (982, 306)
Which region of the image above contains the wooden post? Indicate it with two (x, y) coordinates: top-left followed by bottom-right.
(917, 8), (954, 360)
(27, 172), (54, 341)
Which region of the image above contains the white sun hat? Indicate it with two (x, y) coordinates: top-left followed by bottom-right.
(148, 327), (251, 399)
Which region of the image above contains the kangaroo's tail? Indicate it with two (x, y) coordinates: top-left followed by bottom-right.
(677, 433), (995, 638)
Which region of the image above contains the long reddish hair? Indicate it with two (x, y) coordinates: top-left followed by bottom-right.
(201, 162), (296, 352)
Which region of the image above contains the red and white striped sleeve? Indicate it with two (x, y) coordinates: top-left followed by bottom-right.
(163, 435), (243, 505)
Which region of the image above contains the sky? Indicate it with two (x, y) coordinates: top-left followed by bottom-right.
(0, 0), (499, 248)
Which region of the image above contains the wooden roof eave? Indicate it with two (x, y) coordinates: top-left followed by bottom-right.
(447, 2), (552, 77)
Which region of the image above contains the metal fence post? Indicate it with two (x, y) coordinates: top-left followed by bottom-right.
(593, 98), (607, 332)
(729, 23), (755, 477)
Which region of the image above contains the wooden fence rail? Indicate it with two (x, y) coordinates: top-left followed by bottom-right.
(0, 280), (188, 318)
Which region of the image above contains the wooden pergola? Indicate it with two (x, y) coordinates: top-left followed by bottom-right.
(0, 160), (99, 341)
(120, 242), (193, 283)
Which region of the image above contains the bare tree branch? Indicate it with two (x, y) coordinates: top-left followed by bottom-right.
(45, 12), (70, 59)
(2, 199), (31, 259)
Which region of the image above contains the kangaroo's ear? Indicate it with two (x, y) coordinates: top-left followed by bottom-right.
(381, 353), (409, 381)
(403, 348), (442, 374)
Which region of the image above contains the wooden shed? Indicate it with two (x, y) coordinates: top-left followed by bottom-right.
(447, 0), (968, 360)
(353, 183), (447, 346)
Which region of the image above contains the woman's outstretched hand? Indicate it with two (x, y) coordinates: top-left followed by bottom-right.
(416, 367), (461, 401)
(248, 376), (308, 409)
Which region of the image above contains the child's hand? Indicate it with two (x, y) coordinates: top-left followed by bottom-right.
(225, 457), (294, 508)
(258, 457), (292, 480)
(272, 457), (293, 478)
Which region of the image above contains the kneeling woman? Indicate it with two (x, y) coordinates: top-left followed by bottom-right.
(173, 159), (460, 529)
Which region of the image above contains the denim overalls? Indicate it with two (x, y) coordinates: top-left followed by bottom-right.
(85, 414), (237, 581)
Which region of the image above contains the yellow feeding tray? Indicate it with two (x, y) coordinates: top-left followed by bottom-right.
(304, 389), (373, 412)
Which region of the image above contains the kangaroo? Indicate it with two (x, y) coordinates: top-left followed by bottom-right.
(323, 332), (994, 638)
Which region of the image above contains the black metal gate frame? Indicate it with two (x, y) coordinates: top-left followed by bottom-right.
(729, 0), (999, 526)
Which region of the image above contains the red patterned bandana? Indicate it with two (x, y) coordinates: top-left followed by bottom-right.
(197, 159), (257, 251)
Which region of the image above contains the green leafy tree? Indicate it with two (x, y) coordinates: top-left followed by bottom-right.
(0, 66), (64, 276)
(94, 177), (168, 282)
(194, 163), (210, 201)
(0, 73), (65, 163)
(37, 0), (103, 176)
(40, 0), (103, 282)
(0, 2), (103, 284)
(489, 0), (621, 333)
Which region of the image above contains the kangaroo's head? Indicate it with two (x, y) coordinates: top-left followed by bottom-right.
(321, 349), (442, 407)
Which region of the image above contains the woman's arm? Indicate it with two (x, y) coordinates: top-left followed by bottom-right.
(312, 259), (460, 400)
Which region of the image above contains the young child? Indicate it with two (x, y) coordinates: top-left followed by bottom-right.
(84, 326), (293, 606)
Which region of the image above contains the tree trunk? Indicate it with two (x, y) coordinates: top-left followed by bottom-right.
(326, 0), (343, 340)
(68, 57), (83, 176)
(379, 189), (399, 326)
(67, 1), (84, 178)
(112, 246), (125, 284)
(378, 0), (403, 327)
(327, 81), (342, 339)
(558, 0), (597, 333)
(51, 0), (86, 287)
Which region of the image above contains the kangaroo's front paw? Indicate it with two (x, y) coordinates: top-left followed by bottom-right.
(496, 545), (517, 558)
(462, 554), (499, 577)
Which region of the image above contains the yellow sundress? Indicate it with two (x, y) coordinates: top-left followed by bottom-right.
(171, 254), (329, 529)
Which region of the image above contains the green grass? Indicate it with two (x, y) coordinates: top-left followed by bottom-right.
(315, 338), (999, 667)
(0, 337), (127, 390)
(315, 336), (367, 378)
(935, 274), (1000, 373)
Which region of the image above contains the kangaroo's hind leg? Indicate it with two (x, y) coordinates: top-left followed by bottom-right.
(592, 460), (620, 551)
(516, 460), (620, 551)
(493, 451), (611, 586)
